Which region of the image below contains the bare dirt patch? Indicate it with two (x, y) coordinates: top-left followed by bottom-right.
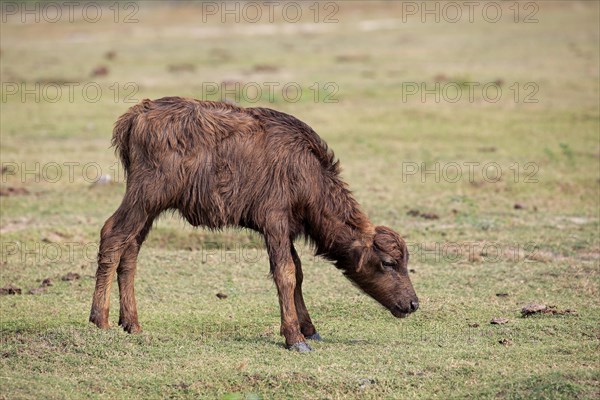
(61, 272), (80, 281)
(168, 64), (196, 73)
(521, 303), (577, 317)
(407, 209), (439, 220)
(0, 217), (33, 234)
(28, 287), (46, 295)
(252, 64), (279, 73)
(335, 54), (370, 63)
(0, 187), (30, 196)
(90, 66), (109, 77)
(28, 278), (54, 295)
(0, 284), (22, 295)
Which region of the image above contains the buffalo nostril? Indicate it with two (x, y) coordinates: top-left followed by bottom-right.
(410, 300), (419, 312)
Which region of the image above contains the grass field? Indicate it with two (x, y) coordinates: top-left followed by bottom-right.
(1, 1), (599, 399)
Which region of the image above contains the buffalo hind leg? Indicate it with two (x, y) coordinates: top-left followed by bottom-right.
(265, 227), (311, 352)
(89, 212), (124, 329)
(117, 215), (155, 333)
(291, 244), (320, 341)
(89, 197), (154, 331)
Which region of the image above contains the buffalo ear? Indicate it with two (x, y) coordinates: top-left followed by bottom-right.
(352, 241), (370, 273)
(400, 238), (409, 269)
(373, 225), (396, 248)
(374, 225), (409, 268)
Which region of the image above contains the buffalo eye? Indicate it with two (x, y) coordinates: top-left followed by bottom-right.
(381, 260), (396, 269)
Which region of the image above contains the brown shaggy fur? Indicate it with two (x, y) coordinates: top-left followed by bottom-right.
(89, 97), (418, 349)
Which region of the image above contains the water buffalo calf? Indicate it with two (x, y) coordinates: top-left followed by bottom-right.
(89, 97), (418, 352)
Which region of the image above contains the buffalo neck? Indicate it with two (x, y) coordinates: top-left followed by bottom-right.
(304, 176), (372, 264)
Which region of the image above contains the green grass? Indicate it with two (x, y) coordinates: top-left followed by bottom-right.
(1, 1), (599, 399)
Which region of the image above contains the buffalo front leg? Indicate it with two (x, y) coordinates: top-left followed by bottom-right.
(290, 244), (320, 341)
(266, 232), (311, 352)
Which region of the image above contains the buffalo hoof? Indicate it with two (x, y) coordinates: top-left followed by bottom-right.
(306, 332), (322, 341)
(119, 321), (142, 334)
(89, 312), (110, 330)
(288, 341), (312, 353)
